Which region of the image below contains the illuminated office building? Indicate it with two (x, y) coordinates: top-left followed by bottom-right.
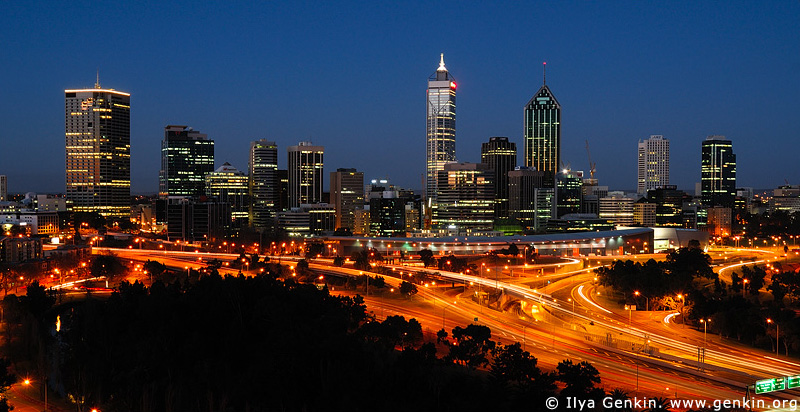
(647, 185), (685, 227)
(556, 170), (583, 218)
(159, 125), (215, 197)
(524, 65), (560, 180)
(249, 140), (279, 228)
(435, 163), (494, 233)
(701, 135), (736, 208)
(288, 142), (324, 208)
(65, 79), (130, 218)
(205, 162), (250, 231)
(637, 135), (670, 195)
(426, 54), (457, 207)
(330, 168), (364, 231)
(599, 195), (635, 226)
(481, 136), (516, 219)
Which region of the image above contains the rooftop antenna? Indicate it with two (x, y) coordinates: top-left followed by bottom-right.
(94, 69), (101, 89)
(438, 53), (447, 71)
(543, 61), (547, 85)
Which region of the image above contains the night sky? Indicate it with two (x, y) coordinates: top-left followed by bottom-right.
(1, 1), (798, 195)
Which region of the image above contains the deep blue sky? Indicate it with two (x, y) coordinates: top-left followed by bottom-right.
(1, 1), (798, 195)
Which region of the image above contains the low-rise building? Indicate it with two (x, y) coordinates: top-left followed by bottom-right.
(0, 236), (43, 263)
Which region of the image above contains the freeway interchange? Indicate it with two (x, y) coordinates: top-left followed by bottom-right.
(96, 246), (799, 407)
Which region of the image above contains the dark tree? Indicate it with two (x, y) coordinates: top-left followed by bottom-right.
(350, 250), (370, 271)
(436, 328), (448, 343)
(399, 281), (417, 298)
(447, 324), (496, 369)
(332, 256), (345, 267)
(0, 358), (16, 412)
(556, 359), (604, 401)
(490, 342), (540, 386)
(295, 259), (310, 274)
(143, 260), (167, 277)
(418, 249), (435, 267)
(90, 254), (126, 279)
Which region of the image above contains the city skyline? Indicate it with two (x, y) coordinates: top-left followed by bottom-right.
(1, 2), (799, 195)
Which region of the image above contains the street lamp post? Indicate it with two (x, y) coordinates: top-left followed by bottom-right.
(625, 305), (632, 329)
(699, 318), (710, 351)
(568, 298), (575, 322)
(767, 318), (779, 356)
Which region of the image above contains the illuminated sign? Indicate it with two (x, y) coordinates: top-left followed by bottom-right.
(787, 374), (800, 389)
(755, 377), (785, 394)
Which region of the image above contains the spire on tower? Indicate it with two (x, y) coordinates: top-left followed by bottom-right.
(95, 69), (101, 89)
(438, 53), (447, 72)
(543, 61), (546, 85)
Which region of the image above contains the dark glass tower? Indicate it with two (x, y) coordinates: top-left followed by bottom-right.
(65, 81), (131, 218)
(509, 167), (553, 233)
(159, 125), (215, 197)
(701, 135), (736, 208)
(480, 136), (516, 219)
(426, 53), (457, 207)
(249, 139), (279, 229)
(556, 170), (583, 218)
(524, 64), (561, 180)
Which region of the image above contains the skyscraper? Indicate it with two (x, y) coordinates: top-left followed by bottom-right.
(524, 64), (561, 179)
(249, 140), (279, 229)
(426, 53), (457, 206)
(481, 136), (516, 219)
(556, 170), (583, 218)
(288, 142), (324, 208)
(637, 135), (670, 195)
(65, 80), (130, 218)
(330, 168), (364, 231)
(701, 135), (736, 208)
(508, 167), (554, 233)
(159, 125), (215, 198)
(205, 162), (250, 231)
(435, 163), (494, 233)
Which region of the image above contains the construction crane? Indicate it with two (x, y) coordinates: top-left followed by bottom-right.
(585, 140), (597, 182)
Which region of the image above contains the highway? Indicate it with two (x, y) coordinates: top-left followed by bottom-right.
(95, 246), (799, 405)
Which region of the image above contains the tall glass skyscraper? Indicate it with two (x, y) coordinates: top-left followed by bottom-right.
(249, 139), (279, 229)
(205, 162), (250, 231)
(524, 67), (561, 179)
(65, 81), (131, 218)
(426, 54), (457, 207)
(701, 135), (736, 208)
(480, 136), (516, 219)
(159, 125), (215, 198)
